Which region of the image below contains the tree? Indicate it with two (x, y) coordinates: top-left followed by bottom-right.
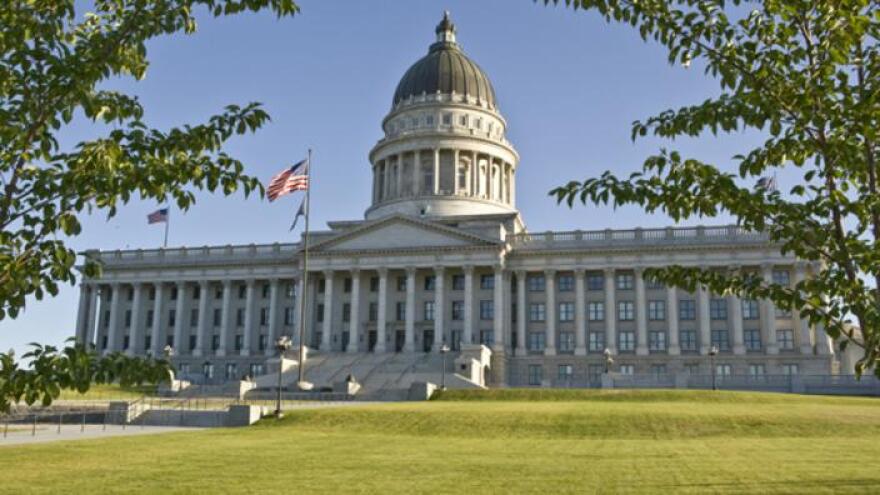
(0, 0), (299, 408)
(547, 0), (879, 376)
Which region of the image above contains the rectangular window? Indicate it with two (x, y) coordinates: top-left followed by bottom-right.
(188, 335), (196, 351)
(259, 334), (268, 351)
(285, 283), (295, 298)
(619, 364), (635, 376)
(190, 308), (198, 327)
(648, 300), (666, 320)
(479, 330), (494, 346)
(742, 299), (760, 320)
(680, 330), (697, 352)
(587, 302), (605, 321)
(424, 301), (435, 321)
(452, 275), (465, 291)
(748, 364), (765, 377)
(588, 364), (604, 383)
(772, 269), (791, 286)
(618, 331), (636, 352)
(318, 279), (325, 294)
(168, 309), (176, 327)
(617, 301), (634, 321)
(238, 285), (246, 299)
(284, 307), (294, 326)
(648, 331), (667, 352)
(781, 364), (799, 375)
(479, 300), (494, 320)
(166, 335), (174, 348)
(396, 276), (406, 292)
(616, 273), (634, 290)
(480, 274), (494, 290)
(528, 365), (543, 386)
(557, 364), (574, 382)
(234, 335), (244, 351)
(452, 301), (464, 321)
(557, 275), (574, 292)
(192, 286), (201, 300)
(123, 335), (130, 350)
(711, 329), (730, 351)
(588, 332), (605, 352)
(716, 364), (732, 376)
(127, 288), (134, 301)
(149, 288), (156, 301)
(369, 302), (378, 322)
(215, 287), (223, 300)
(396, 302), (406, 321)
(260, 307), (268, 326)
(646, 277), (665, 290)
(124, 310), (132, 328)
(144, 335), (152, 351)
(424, 276), (436, 291)
(684, 363), (699, 375)
(261, 284), (270, 299)
(527, 275), (545, 292)
(679, 299), (696, 320)
(212, 335), (220, 351)
(370, 277), (379, 292)
(744, 329), (762, 351)
(775, 307), (792, 319)
(777, 329), (795, 350)
(528, 303), (546, 322)
(146, 310), (154, 328)
(236, 308), (244, 327)
(558, 302), (575, 322)
(342, 303), (351, 323)
(710, 298), (728, 320)
(559, 332), (575, 352)
(170, 287), (178, 301)
(343, 278), (352, 294)
(316, 304), (324, 323)
(213, 308), (222, 327)
(586, 273), (604, 291)
(651, 364), (667, 376)
(528, 332), (546, 352)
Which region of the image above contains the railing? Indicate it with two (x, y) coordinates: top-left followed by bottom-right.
(84, 241), (302, 267)
(508, 225), (770, 250)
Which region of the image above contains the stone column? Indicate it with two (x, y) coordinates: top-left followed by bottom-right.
(761, 264), (779, 354)
(193, 281), (209, 357)
(241, 280), (256, 356)
(463, 265), (474, 345)
(86, 284), (99, 347)
(105, 283), (122, 353)
(794, 263), (812, 355)
(75, 284), (90, 344)
(433, 148), (440, 195)
(604, 268), (617, 354)
(453, 149), (460, 195)
(472, 151), (479, 197)
(376, 268), (388, 353)
(322, 271), (334, 351)
(151, 283), (165, 356)
(127, 283), (144, 356)
(404, 267), (416, 351)
(414, 150), (421, 195)
(434, 266), (446, 349)
(493, 265), (505, 352)
(544, 269), (556, 356)
(173, 282), (187, 355)
(217, 280), (232, 356)
(349, 270), (361, 353)
(574, 269), (587, 355)
(516, 271), (527, 356)
(397, 153), (405, 198)
(266, 278), (280, 357)
(698, 283), (711, 354)
(666, 285), (680, 355)
(294, 275), (306, 347)
(635, 268), (648, 356)
(729, 268), (745, 354)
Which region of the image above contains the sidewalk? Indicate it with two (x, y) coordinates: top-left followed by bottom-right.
(0, 424), (198, 447)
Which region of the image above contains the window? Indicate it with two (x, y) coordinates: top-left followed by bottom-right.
(144, 335), (152, 351)
(166, 335), (174, 348)
(369, 277), (379, 292)
(679, 299), (696, 320)
(618, 331), (635, 352)
(772, 269), (790, 286)
(619, 364), (635, 375)
(146, 310), (154, 327)
(479, 330), (494, 346)
(744, 329), (762, 351)
(316, 304), (324, 323)
(238, 285), (246, 299)
(777, 329), (795, 350)
(616, 273), (634, 290)
(588, 302), (604, 321)
(342, 303), (351, 322)
(710, 298), (728, 320)
(442, 113), (452, 125)
(558, 302), (575, 322)
(649, 331), (667, 352)
(261, 284), (270, 299)
(212, 335), (220, 351)
(557, 364), (574, 382)
(716, 364), (732, 376)
(318, 279), (325, 294)
(170, 287), (178, 301)
(586, 273), (604, 291)
(190, 308), (198, 327)
(528, 365), (543, 385)
(123, 335), (130, 350)
(711, 329), (730, 351)
(558, 274), (574, 292)
(588, 332), (605, 352)
(424, 276), (436, 291)
(259, 334), (268, 351)
(260, 307), (268, 326)
(284, 307), (294, 326)
(452, 275), (465, 290)
(775, 306), (792, 318)
(475, 117), (482, 129)
(651, 364), (667, 376)
(285, 283), (295, 298)
(457, 166), (468, 189)
(452, 301), (464, 321)
(742, 299), (760, 319)
(426, 115), (434, 126)
(343, 278), (352, 293)
(528, 332), (545, 352)
(528, 303), (546, 322)
(648, 300), (666, 320)
(480, 274), (494, 290)
(617, 301), (634, 321)
(748, 364), (766, 377)
(588, 364), (604, 383)
(368, 302), (378, 322)
(781, 364), (799, 375)
(213, 308), (221, 327)
(234, 335), (243, 351)
(215, 287), (223, 300)
(680, 330), (697, 352)
(224, 363), (237, 380)
(192, 286), (200, 300)
(684, 363), (699, 375)
(127, 288), (134, 301)
(100, 335), (108, 350)
(459, 114), (467, 126)
(396, 302), (406, 321)
(646, 277), (665, 290)
(124, 310), (132, 328)
(559, 332), (575, 352)
(149, 288), (156, 301)
(396, 276), (406, 292)
(480, 300), (494, 320)
(249, 363), (265, 378)
(424, 301), (435, 321)
(168, 309), (176, 327)
(527, 275), (545, 292)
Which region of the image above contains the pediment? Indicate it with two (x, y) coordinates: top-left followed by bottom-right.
(312, 215), (498, 252)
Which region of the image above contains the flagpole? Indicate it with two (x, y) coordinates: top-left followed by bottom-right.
(296, 148), (312, 387)
(163, 208), (170, 248)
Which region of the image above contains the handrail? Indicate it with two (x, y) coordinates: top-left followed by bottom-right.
(508, 225), (770, 248)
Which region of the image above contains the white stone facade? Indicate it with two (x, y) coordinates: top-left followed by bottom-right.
(75, 15), (835, 386)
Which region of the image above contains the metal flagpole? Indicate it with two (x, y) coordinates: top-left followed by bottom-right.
(163, 208), (170, 248)
(296, 149), (312, 387)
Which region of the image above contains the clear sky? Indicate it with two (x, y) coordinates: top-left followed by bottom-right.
(2, 0), (764, 354)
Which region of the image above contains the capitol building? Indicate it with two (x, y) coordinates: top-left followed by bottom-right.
(73, 14), (835, 389)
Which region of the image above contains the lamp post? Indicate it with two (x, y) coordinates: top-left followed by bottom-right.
(274, 335), (292, 418)
(439, 344), (450, 390)
(709, 345), (719, 391)
(603, 348), (614, 374)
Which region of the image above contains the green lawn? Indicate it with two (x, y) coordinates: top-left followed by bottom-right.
(3, 390), (879, 494)
(55, 383), (157, 401)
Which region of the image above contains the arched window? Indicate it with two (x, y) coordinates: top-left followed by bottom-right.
(457, 162), (469, 192)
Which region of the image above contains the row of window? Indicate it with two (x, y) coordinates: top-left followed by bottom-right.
(104, 283), (297, 303)
(524, 299), (777, 323)
(525, 362), (801, 385)
(99, 331), (281, 355)
(525, 328), (797, 353)
(178, 362), (267, 381)
(106, 306), (297, 330)
(387, 112), (500, 137)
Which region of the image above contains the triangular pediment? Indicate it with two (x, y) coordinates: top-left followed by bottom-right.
(312, 215), (498, 252)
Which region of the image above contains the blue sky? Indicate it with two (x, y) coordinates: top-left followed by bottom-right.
(2, 1), (765, 354)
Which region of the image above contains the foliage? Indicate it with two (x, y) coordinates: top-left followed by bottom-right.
(546, 0), (880, 376)
(0, 340), (171, 413)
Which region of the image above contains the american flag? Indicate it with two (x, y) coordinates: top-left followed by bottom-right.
(267, 159), (309, 202)
(147, 208), (168, 224)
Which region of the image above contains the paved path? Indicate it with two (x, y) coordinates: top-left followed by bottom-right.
(0, 424), (199, 447)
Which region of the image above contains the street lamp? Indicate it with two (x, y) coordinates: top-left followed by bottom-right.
(709, 345), (719, 391)
(274, 335), (292, 418)
(439, 344), (450, 390)
(603, 348), (614, 374)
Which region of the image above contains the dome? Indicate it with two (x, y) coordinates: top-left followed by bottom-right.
(392, 13), (497, 109)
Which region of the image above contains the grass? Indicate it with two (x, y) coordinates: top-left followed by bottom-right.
(55, 383), (157, 402)
(2, 389), (879, 494)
